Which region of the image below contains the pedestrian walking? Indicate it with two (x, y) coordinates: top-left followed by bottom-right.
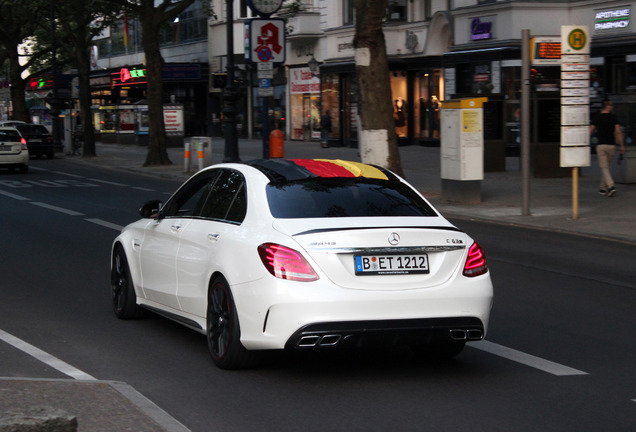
(320, 110), (332, 148)
(590, 100), (625, 197)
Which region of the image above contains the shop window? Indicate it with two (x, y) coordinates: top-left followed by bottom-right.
(391, 72), (408, 138)
(414, 70), (442, 141)
(343, 0), (354, 26)
(626, 63), (636, 93)
(387, 0), (407, 22)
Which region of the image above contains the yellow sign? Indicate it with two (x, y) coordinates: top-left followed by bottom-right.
(561, 25), (590, 54)
(462, 110), (481, 133)
(568, 29), (586, 50)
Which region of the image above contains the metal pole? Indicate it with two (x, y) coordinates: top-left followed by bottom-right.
(223, 0), (240, 162)
(521, 30), (531, 216)
(262, 97), (269, 158)
(572, 167), (578, 219)
(50, 0), (62, 152)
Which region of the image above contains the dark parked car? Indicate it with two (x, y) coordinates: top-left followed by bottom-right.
(14, 124), (54, 159)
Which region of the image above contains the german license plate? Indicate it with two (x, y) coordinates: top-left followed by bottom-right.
(354, 254), (429, 275)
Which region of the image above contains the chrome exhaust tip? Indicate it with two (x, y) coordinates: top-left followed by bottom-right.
(297, 335), (320, 347)
(450, 329), (467, 341)
(467, 329), (484, 340)
(319, 334), (342, 346)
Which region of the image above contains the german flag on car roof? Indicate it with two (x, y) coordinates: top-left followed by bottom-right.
(247, 159), (389, 182)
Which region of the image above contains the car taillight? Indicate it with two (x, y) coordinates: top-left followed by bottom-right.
(20, 138), (27, 145)
(258, 243), (319, 282)
(463, 242), (488, 277)
(20, 142), (28, 150)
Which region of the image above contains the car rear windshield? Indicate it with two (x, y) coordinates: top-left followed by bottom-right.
(266, 177), (437, 218)
(0, 129), (21, 141)
(16, 125), (50, 135)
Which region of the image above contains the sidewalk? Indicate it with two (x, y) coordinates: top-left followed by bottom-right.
(81, 138), (636, 244)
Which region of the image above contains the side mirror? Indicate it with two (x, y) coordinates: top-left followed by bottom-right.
(139, 200), (163, 219)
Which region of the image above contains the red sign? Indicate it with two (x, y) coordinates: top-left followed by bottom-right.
(112, 67), (147, 87)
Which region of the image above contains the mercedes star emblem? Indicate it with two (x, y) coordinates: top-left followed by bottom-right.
(388, 232), (400, 245)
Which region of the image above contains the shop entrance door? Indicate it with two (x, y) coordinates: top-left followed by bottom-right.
(302, 94), (320, 141)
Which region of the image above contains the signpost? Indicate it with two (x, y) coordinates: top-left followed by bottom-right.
(245, 17), (286, 158)
(560, 25), (590, 219)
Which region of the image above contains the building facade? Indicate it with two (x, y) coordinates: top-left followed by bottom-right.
(88, 0), (636, 161)
(91, 1), (209, 145)
(209, 0), (636, 158)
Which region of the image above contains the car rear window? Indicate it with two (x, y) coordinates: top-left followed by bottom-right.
(266, 177), (437, 218)
(0, 129), (21, 141)
(16, 125), (50, 135)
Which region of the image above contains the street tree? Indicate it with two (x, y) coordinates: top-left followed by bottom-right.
(109, 0), (195, 166)
(53, 1), (120, 157)
(0, 0), (50, 122)
(353, 0), (403, 176)
(32, 0), (121, 157)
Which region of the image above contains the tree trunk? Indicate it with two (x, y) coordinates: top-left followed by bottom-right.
(8, 49), (28, 122)
(141, 15), (171, 166)
(353, 0), (403, 176)
(77, 45), (96, 157)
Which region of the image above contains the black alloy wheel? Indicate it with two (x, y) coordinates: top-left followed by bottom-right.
(111, 247), (143, 319)
(206, 276), (261, 369)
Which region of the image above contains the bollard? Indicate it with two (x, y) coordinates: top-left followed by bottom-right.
(184, 140), (191, 172)
(197, 140), (205, 171)
(269, 129), (284, 158)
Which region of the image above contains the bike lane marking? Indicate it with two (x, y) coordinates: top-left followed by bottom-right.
(471, 340), (588, 376)
(0, 328), (96, 380)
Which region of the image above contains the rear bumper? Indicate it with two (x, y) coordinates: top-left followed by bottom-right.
(0, 153), (29, 166)
(284, 316), (485, 349)
(26, 142), (54, 155)
(235, 274), (493, 350)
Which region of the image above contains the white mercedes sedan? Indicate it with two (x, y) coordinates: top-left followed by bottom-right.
(111, 159), (493, 369)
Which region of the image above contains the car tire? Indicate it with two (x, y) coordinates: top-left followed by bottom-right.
(111, 246), (144, 319)
(207, 276), (261, 369)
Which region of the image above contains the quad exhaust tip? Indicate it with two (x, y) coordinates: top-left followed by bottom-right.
(450, 329), (484, 341)
(298, 334), (342, 347)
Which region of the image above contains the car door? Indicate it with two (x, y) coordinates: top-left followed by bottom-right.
(176, 169), (248, 318)
(139, 170), (221, 311)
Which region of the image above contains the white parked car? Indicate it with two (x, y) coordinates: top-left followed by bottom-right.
(111, 159), (493, 369)
(0, 127), (28, 173)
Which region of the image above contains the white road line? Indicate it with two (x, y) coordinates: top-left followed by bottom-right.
(0, 189), (30, 200)
(472, 340), (589, 376)
(133, 187), (156, 192)
(53, 171), (84, 178)
(86, 218), (124, 231)
(30, 202), (85, 216)
(0, 329), (96, 381)
(88, 178), (128, 186)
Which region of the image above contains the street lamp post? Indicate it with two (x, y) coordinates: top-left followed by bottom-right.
(223, 0), (240, 162)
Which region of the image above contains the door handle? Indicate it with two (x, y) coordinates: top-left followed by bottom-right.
(170, 224), (181, 232)
(208, 233), (220, 241)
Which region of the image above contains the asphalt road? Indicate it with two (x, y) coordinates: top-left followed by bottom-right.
(1, 157), (635, 432)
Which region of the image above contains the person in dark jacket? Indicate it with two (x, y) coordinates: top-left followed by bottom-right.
(320, 110), (332, 148)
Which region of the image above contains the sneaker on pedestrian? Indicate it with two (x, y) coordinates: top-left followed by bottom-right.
(606, 186), (616, 197)
(599, 188), (607, 196)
